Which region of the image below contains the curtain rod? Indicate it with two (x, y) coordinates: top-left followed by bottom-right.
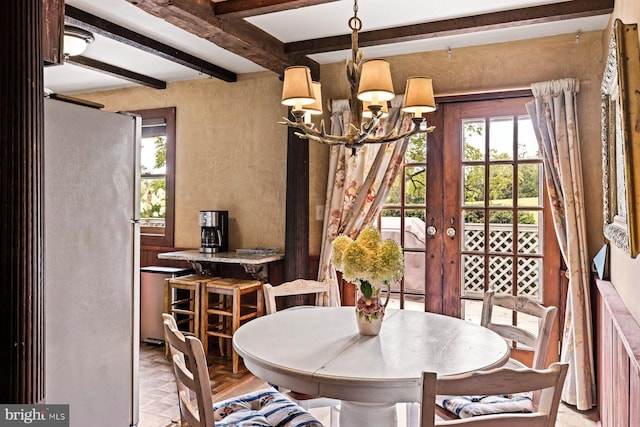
(435, 79), (589, 98)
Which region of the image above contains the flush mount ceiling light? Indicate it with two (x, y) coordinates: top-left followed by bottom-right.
(280, 0), (436, 153)
(63, 25), (94, 57)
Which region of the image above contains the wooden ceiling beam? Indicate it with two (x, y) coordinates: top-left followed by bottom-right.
(65, 4), (237, 82)
(66, 56), (167, 89)
(285, 0), (614, 55)
(127, 0), (319, 78)
(214, 0), (339, 19)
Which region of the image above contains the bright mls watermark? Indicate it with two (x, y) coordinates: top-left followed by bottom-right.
(0, 405), (68, 427)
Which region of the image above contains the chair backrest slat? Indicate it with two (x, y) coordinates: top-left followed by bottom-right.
(263, 279), (340, 314)
(163, 314), (215, 427)
(421, 362), (568, 427)
(481, 290), (557, 370)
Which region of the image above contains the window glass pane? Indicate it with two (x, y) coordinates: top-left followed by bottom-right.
(489, 164), (513, 206)
(518, 117), (541, 159)
(405, 166), (426, 205)
(489, 210), (513, 253)
(140, 177), (166, 233)
(462, 165), (485, 206)
(141, 136), (166, 175)
(462, 254), (484, 297)
(462, 209), (484, 252)
(463, 119), (485, 161)
(489, 117), (514, 160)
(489, 256), (513, 294)
(518, 210), (542, 254)
(518, 163), (541, 207)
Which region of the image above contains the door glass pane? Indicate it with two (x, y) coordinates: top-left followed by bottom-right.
(518, 210), (542, 254)
(401, 252), (426, 298)
(489, 164), (513, 206)
(463, 119), (485, 161)
(489, 117), (514, 160)
(489, 210), (513, 253)
(462, 254), (484, 298)
(462, 210), (484, 252)
(489, 255), (513, 294)
(386, 174), (401, 205)
(405, 166), (426, 205)
(518, 117), (541, 159)
(404, 210), (426, 250)
(518, 163), (542, 206)
(518, 257), (542, 301)
(463, 165), (485, 206)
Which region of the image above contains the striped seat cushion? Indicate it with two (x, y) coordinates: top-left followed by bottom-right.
(441, 393), (533, 419)
(213, 388), (323, 426)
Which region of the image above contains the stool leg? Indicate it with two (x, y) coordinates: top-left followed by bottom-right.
(217, 294), (226, 357)
(231, 287), (241, 374)
(200, 286), (208, 359)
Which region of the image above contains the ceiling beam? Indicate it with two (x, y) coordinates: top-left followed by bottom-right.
(64, 4), (237, 82)
(127, 0), (319, 78)
(66, 56), (168, 89)
(214, 0), (339, 19)
(285, 0), (614, 55)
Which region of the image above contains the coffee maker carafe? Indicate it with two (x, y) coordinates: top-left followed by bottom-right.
(199, 210), (228, 254)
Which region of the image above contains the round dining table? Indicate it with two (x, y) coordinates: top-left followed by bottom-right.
(233, 306), (509, 426)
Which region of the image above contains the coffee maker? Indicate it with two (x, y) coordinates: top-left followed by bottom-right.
(199, 210), (228, 254)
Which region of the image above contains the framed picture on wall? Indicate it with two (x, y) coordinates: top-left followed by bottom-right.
(601, 19), (640, 259)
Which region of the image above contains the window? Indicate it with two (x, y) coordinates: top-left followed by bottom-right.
(129, 107), (176, 247)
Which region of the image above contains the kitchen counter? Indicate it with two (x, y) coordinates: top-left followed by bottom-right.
(157, 249), (284, 281)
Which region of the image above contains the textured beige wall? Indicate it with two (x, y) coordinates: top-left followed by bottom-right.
(603, 1), (640, 323)
(80, 73), (290, 251)
(78, 30), (606, 266)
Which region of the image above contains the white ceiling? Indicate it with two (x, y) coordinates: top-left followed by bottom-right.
(44, 0), (610, 94)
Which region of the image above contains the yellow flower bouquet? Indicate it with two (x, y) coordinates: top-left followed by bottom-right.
(332, 226), (403, 332)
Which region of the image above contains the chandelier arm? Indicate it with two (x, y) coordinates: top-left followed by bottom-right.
(280, 118), (359, 145)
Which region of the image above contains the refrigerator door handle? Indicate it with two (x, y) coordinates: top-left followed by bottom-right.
(131, 219), (140, 224)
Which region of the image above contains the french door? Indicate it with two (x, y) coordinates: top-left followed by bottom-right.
(380, 96), (561, 364)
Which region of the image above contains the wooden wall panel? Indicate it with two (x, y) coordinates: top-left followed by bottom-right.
(596, 279), (640, 427)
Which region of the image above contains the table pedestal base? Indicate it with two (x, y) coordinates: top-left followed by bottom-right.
(340, 401), (397, 426)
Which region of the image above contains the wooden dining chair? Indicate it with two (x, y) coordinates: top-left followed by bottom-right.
(412, 290), (559, 424)
(421, 362), (568, 427)
(263, 278), (340, 314)
(481, 290), (558, 370)
(262, 279), (341, 426)
(162, 314), (323, 427)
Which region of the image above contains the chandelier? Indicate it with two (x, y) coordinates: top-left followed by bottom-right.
(280, 0), (436, 152)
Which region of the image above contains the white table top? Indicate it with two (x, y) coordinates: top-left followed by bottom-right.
(233, 306), (510, 403)
(157, 249), (284, 265)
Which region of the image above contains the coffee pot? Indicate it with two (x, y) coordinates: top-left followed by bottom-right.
(199, 210), (228, 253)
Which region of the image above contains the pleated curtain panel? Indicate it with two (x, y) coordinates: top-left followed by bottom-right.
(526, 78), (596, 410)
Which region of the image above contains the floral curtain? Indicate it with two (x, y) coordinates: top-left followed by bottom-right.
(317, 97), (412, 282)
(525, 78), (595, 410)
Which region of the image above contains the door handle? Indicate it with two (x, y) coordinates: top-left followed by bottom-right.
(446, 227), (456, 238)
(426, 226), (437, 236)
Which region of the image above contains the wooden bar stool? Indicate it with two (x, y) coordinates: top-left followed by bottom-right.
(200, 277), (263, 374)
(164, 274), (220, 357)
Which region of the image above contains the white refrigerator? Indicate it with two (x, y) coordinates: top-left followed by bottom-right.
(43, 98), (140, 427)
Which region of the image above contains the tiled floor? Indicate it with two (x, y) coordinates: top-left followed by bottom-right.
(138, 343), (600, 426)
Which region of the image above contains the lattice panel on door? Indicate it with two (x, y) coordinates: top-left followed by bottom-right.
(489, 226), (513, 253)
(463, 255), (484, 297)
(517, 257), (541, 299)
(517, 227), (540, 254)
(489, 256), (513, 294)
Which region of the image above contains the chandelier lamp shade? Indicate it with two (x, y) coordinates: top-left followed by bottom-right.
(280, 0), (436, 152)
(63, 25), (94, 57)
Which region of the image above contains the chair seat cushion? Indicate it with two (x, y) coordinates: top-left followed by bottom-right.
(441, 393), (533, 419)
(213, 387), (323, 426)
